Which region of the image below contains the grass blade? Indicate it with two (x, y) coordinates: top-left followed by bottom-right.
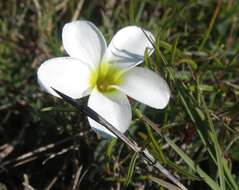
(149, 176), (182, 190)
(165, 137), (221, 190)
(124, 152), (138, 186)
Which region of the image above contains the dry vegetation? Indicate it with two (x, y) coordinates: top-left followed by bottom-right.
(0, 0), (239, 189)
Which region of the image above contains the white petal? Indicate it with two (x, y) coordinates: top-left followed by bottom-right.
(87, 88), (132, 138)
(37, 57), (91, 98)
(62, 21), (107, 68)
(103, 26), (154, 69)
(114, 67), (170, 109)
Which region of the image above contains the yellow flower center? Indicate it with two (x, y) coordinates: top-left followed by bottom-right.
(89, 62), (124, 94)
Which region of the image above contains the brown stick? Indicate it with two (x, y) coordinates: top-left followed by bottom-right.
(52, 88), (188, 190)
(0, 133), (83, 171)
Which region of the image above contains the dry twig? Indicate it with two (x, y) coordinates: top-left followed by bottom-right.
(0, 133), (84, 171)
(52, 88), (188, 190)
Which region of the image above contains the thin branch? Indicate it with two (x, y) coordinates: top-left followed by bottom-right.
(71, 0), (85, 21)
(52, 88), (188, 190)
(72, 165), (83, 190)
(0, 133), (83, 171)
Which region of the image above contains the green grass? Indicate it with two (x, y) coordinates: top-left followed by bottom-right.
(0, 0), (239, 189)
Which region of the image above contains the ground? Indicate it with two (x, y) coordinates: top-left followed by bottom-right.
(0, 0), (239, 189)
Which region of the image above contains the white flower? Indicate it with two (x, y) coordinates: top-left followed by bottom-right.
(37, 20), (170, 138)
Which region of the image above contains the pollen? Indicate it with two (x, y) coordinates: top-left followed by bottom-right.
(89, 62), (124, 94)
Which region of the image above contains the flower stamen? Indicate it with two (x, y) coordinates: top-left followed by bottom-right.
(89, 62), (123, 94)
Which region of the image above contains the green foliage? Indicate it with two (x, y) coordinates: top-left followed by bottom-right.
(0, 0), (239, 189)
